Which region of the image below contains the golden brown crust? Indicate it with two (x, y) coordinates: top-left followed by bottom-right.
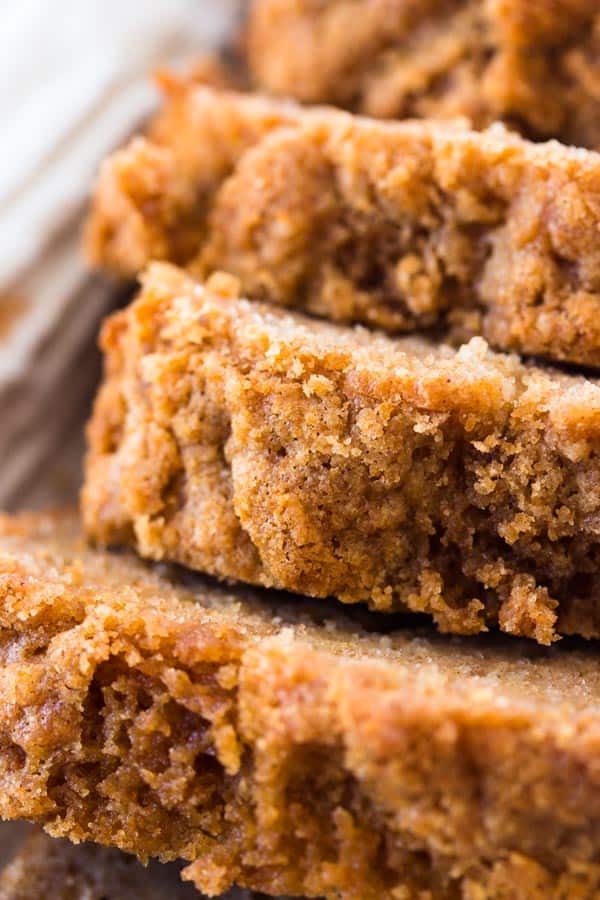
(86, 84), (600, 367)
(5, 511), (600, 897)
(84, 85), (299, 279)
(83, 263), (600, 643)
(0, 831), (201, 900)
(246, 0), (600, 150)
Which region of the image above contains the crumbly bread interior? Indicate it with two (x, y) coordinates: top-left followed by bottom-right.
(86, 83), (600, 366)
(84, 264), (600, 643)
(4, 512), (600, 897)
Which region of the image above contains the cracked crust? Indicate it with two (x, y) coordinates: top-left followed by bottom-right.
(86, 83), (600, 367)
(246, 0), (600, 150)
(84, 264), (600, 643)
(5, 512), (600, 897)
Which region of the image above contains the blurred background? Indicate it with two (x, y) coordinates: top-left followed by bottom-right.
(0, 0), (242, 511)
(0, 0), (242, 871)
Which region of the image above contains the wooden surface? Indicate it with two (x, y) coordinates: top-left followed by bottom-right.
(0, 823), (32, 868)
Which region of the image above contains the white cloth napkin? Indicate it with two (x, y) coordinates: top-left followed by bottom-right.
(0, 0), (242, 509)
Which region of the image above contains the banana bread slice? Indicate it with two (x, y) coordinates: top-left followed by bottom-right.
(84, 264), (600, 643)
(246, 0), (600, 150)
(4, 511), (600, 897)
(86, 82), (600, 367)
